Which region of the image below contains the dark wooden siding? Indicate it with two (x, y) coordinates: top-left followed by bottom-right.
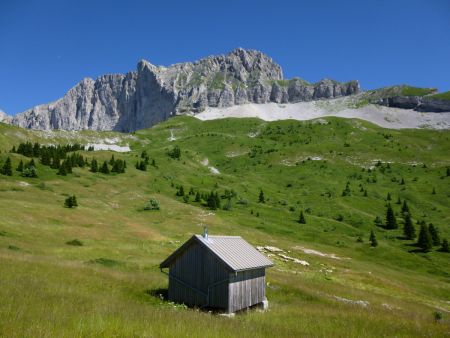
(168, 241), (230, 309)
(228, 268), (266, 313)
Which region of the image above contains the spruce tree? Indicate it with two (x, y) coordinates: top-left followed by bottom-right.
(100, 161), (109, 174)
(64, 196), (73, 208)
(1, 157), (13, 176)
(401, 200), (409, 215)
(16, 160), (24, 172)
(385, 204), (397, 229)
(428, 224), (440, 246)
(57, 165), (67, 176)
(447, 167), (450, 177)
(432, 187), (436, 195)
(71, 195), (78, 207)
(417, 224), (432, 252)
(298, 211), (306, 224)
(400, 178), (405, 185)
(369, 230), (378, 247)
(403, 213), (416, 239)
(195, 192), (201, 202)
(90, 159), (98, 173)
(258, 190), (265, 203)
(109, 155), (115, 165)
(386, 192), (391, 201)
(441, 239), (449, 253)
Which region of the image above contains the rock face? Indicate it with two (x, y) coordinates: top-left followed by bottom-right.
(13, 48), (360, 132)
(0, 109), (12, 124)
(378, 96), (450, 112)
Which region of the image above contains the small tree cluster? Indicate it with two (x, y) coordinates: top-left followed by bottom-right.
(341, 182), (351, 196)
(144, 198), (160, 210)
(168, 145), (181, 159)
(64, 195), (78, 208)
(207, 191), (221, 210)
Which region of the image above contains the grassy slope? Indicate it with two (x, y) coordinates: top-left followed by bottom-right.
(0, 117), (449, 337)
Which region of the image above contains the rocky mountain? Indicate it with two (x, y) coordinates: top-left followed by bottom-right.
(12, 48), (360, 132)
(0, 109), (12, 124)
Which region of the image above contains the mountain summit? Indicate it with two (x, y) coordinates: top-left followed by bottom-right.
(12, 49), (359, 132)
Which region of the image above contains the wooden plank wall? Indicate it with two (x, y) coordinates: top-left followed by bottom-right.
(228, 268), (266, 313)
(168, 241), (229, 309)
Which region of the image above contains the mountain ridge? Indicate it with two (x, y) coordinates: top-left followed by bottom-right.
(10, 48), (360, 132)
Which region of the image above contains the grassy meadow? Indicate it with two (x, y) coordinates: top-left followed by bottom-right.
(0, 116), (449, 337)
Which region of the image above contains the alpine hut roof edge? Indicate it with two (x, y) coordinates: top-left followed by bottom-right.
(159, 235), (273, 272)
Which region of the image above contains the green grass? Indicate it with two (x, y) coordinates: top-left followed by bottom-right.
(0, 116), (449, 337)
(427, 90), (450, 101)
(400, 86), (436, 97)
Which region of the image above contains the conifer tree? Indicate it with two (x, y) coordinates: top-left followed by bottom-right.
(369, 230), (378, 247)
(428, 224), (440, 246)
(100, 161), (109, 174)
(447, 167), (450, 177)
(258, 190), (265, 203)
(385, 204), (397, 229)
(432, 187), (436, 195)
(441, 239), (449, 253)
(195, 192), (201, 202)
(298, 211), (306, 224)
(57, 165), (67, 176)
(401, 200), (409, 215)
(71, 195), (78, 207)
(374, 216), (383, 227)
(16, 160), (24, 172)
(396, 197), (401, 205)
(64, 196), (73, 208)
(400, 178), (405, 185)
(90, 159), (98, 173)
(386, 192), (391, 201)
(1, 157), (13, 176)
(417, 224), (432, 252)
(109, 155), (115, 165)
(403, 213), (416, 239)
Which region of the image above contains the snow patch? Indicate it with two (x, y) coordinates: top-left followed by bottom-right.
(194, 100), (450, 130)
(86, 143), (130, 152)
(200, 158), (220, 175)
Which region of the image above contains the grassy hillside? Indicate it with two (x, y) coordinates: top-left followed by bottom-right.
(0, 117), (449, 337)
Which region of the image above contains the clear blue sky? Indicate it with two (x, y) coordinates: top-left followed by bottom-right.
(1, 0), (449, 115)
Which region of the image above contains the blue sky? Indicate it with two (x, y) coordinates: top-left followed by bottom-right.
(1, 0), (449, 115)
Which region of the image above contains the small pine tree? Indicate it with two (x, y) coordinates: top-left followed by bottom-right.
(432, 187), (436, 195)
(57, 165), (67, 176)
(374, 216), (383, 227)
(447, 167), (450, 177)
(100, 161), (109, 174)
(1, 157), (13, 176)
(396, 197), (401, 205)
(195, 192), (201, 202)
(109, 155), (115, 165)
(298, 211), (306, 224)
(428, 224), (440, 246)
(71, 195), (78, 207)
(441, 239), (449, 253)
(16, 160), (24, 172)
(363, 190), (368, 197)
(385, 204), (397, 229)
(417, 224), (432, 252)
(64, 196), (73, 208)
(90, 159), (98, 173)
(403, 213), (416, 239)
(386, 192), (391, 201)
(400, 178), (405, 185)
(401, 200), (409, 214)
(258, 190), (265, 203)
(369, 230), (378, 247)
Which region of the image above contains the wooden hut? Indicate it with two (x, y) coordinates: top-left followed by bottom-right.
(159, 230), (273, 313)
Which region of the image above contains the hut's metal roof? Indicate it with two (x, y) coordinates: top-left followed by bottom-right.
(160, 235), (273, 272)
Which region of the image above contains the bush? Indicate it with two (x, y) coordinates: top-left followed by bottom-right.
(144, 198), (160, 210)
(66, 239), (83, 246)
